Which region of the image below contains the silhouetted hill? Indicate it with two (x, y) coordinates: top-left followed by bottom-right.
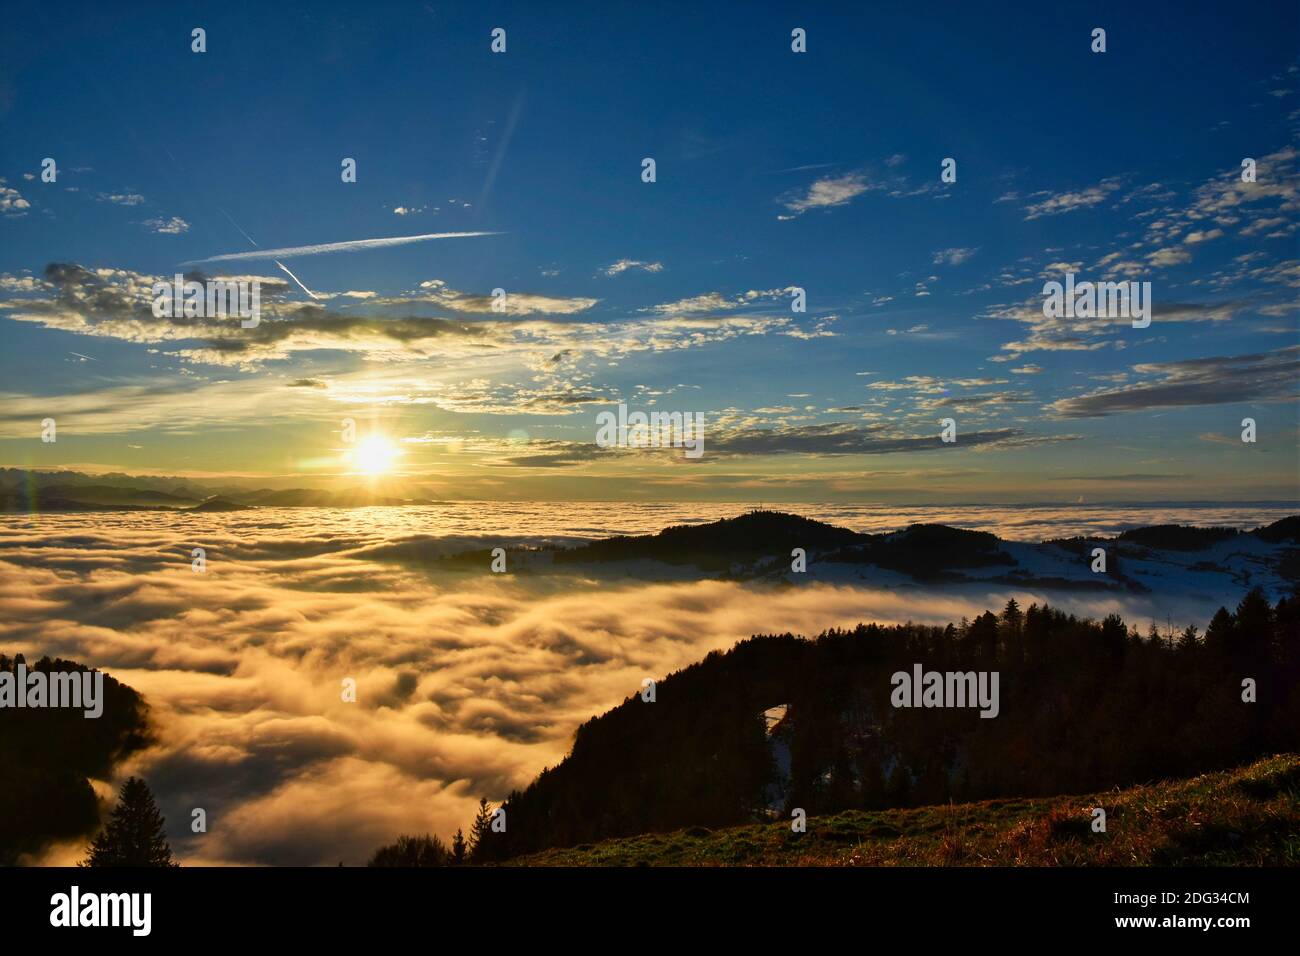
(554, 510), (865, 571)
(0, 654), (151, 864)
(824, 523), (1015, 580)
(1257, 515), (1300, 543)
(469, 590), (1300, 862)
(190, 496), (250, 512)
(1116, 524), (1242, 550)
(38, 484), (199, 507)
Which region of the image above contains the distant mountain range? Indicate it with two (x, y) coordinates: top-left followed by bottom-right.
(416, 509), (1300, 596)
(0, 468), (436, 511)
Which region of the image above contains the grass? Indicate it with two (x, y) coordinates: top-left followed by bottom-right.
(507, 754), (1300, 866)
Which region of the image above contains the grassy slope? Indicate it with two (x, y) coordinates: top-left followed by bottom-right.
(508, 754), (1299, 866)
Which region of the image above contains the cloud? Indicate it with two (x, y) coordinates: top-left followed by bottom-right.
(933, 247), (979, 266)
(143, 216), (190, 235)
(98, 192), (146, 206)
(1048, 345), (1300, 418)
(1023, 178), (1123, 220)
(781, 172), (871, 216)
(985, 293), (1244, 356)
(1240, 216), (1294, 237)
(1055, 473), (1189, 481)
(0, 179), (32, 216)
(645, 288), (788, 315)
(603, 259), (664, 277)
(0, 263), (812, 376)
(0, 273), (43, 292)
(704, 422), (1042, 457)
(405, 280), (598, 315)
(1146, 246), (1192, 267)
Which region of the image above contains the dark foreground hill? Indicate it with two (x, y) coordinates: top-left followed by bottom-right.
(462, 590), (1299, 863)
(0, 654), (150, 864)
(507, 753), (1299, 866)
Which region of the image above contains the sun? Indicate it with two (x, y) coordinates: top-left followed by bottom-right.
(351, 434), (400, 475)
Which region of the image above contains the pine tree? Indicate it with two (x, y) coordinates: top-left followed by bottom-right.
(366, 833), (449, 867)
(451, 828), (467, 864)
(467, 798), (494, 862)
(83, 777), (177, 867)
(1205, 606), (1236, 657)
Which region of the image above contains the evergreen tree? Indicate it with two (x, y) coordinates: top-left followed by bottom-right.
(1100, 613), (1128, 659)
(1001, 598), (1022, 632)
(1204, 606), (1236, 657)
(367, 833), (449, 867)
(82, 777), (177, 867)
(451, 827), (467, 864)
(467, 797), (494, 862)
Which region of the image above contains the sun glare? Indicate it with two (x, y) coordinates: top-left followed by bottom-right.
(351, 435), (400, 475)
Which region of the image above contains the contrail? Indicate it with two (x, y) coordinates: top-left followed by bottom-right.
(216, 205), (261, 249)
(274, 260), (319, 300)
(181, 231), (501, 265)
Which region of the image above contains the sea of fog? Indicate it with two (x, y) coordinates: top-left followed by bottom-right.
(0, 501), (1293, 866)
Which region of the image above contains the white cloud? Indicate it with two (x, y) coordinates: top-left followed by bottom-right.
(933, 247), (978, 266)
(0, 179), (31, 216)
(781, 172), (870, 216)
(1147, 246), (1192, 267)
(603, 259), (664, 277)
(143, 216), (190, 235)
(1023, 178), (1123, 220)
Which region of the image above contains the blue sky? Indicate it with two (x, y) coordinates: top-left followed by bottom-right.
(0, 1), (1296, 501)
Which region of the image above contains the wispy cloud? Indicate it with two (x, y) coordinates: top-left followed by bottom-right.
(933, 247), (979, 266)
(780, 172), (870, 217)
(98, 192), (146, 206)
(1023, 177), (1124, 220)
(1049, 346), (1300, 417)
(143, 216), (190, 235)
(603, 259), (664, 277)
